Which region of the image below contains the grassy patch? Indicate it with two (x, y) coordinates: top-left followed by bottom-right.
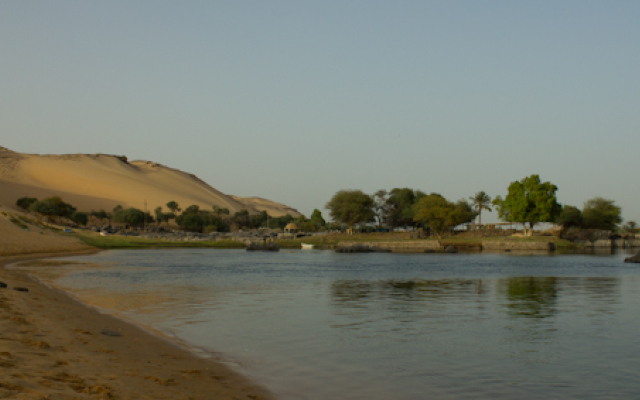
(75, 233), (245, 249)
(9, 217), (28, 230)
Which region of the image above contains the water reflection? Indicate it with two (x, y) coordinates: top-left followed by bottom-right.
(499, 277), (558, 319)
(331, 278), (483, 305)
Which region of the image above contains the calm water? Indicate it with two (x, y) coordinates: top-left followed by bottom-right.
(34, 249), (640, 399)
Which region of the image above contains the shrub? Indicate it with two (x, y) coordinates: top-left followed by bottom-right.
(16, 197), (38, 210)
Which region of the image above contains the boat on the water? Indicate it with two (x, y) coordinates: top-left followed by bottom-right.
(301, 243), (315, 250)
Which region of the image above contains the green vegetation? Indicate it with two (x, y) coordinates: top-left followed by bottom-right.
(75, 232), (244, 249)
(16, 196), (38, 210)
(29, 196), (77, 219)
(325, 190), (375, 232)
(70, 211), (88, 226)
(469, 191), (492, 225)
(413, 194), (476, 238)
(493, 175), (561, 236)
(112, 206), (153, 226)
(385, 188), (426, 229)
(9, 216), (28, 230)
(557, 205), (583, 229)
(581, 197), (622, 231)
(176, 205), (230, 232)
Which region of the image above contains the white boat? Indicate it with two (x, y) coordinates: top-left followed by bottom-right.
(301, 243), (315, 250)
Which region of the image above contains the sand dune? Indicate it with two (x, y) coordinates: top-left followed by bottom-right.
(0, 147), (300, 217)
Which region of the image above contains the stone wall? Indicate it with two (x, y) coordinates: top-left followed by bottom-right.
(481, 241), (555, 251)
(337, 241), (441, 251)
(580, 239), (640, 249)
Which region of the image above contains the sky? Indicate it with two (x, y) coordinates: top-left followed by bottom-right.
(1, 1), (639, 223)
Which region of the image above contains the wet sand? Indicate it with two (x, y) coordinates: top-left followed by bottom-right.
(0, 253), (275, 400)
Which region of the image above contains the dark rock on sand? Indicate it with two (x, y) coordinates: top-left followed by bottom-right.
(335, 244), (391, 253)
(444, 245), (458, 253)
(624, 251), (640, 263)
(246, 242), (280, 251)
(100, 329), (122, 337)
(0, 282), (7, 288)
(13, 287), (28, 292)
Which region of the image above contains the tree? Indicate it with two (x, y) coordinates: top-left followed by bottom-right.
(325, 190), (375, 233)
(112, 207), (150, 226)
(582, 197), (622, 231)
(29, 196), (76, 219)
(70, 211), (88, 226)
(469, 191), (492, 225)
(413, 194), (475, 238)
(16, 197), (38, 210)
(232, 209), (250, 228)
(623, 221), (638, 233)
(556, 205), (583, 229)
(310, 209), (326, 228)
(497, 175), (561, 236)
(154, 206), (164, 225)
(175, 206), (229, 232)
(166, 201), (180, 216)
(385, 188), (426, 229)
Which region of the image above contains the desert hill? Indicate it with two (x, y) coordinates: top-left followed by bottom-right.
(0, 147), (300, 217)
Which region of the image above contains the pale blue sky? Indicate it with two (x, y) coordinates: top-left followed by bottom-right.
(1, 1), (639, 223)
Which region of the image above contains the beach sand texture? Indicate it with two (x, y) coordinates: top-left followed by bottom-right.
(0, 146), (300, 217)
(0, 210), (274, 399)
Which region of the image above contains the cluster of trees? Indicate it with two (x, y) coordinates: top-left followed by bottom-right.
(324, 174), (630, 237)
(491, 174), (626, 235)
(16, 196), (89, 226)
(557, 198), (624, 232)
(325, 189), (477, 237)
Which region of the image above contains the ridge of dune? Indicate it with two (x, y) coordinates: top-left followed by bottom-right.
(0, 147), (299, 217)
(229, 195), (302, 218)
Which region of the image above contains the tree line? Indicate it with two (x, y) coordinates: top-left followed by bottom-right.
(325, 174), (631, 237)
(15, 197), (311, 233)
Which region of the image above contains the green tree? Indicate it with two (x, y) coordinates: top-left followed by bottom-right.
(582, 197), (622, 231)
(16, 197), (38, 210)
(310, 209), (326, 228)
(413, 194), (475, 238)
(175, 206), (229, 232)
(232, 209), (250, 228)
(325, 190), (375, 233)
(166, 201), (180, 216)
(556, 205), (583, 229)
(469, 191), (492, 225)
(497, 175), (561, 236)
(623, 221), (638, 233)
(112, 207), (150, 226)
(385, 188), (425, 228)
(70, 211), (88, 226)
(29, 196), (76, 219)
(154, 206), (164, 226)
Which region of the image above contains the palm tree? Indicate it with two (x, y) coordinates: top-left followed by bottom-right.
(470, 191), (492, 225)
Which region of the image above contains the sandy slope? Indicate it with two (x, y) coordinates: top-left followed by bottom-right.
(0, 147), (300, 217)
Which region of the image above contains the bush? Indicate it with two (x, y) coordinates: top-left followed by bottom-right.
(176, 205), (230, 233)
(112, 208), (153, 226)
(70, 211), (88, 226)
(16, 197), (38, 210)
(29, 196), (76, 218)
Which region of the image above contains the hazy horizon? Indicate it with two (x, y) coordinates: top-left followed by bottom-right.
(2, 1), (639, 223)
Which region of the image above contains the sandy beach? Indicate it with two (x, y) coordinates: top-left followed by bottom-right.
(0, 211), (274, 400)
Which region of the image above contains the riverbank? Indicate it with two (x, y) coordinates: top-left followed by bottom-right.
(0, 209), (274, 400)
(0, 253), (274, 400)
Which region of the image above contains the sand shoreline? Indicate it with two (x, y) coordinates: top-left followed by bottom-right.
(0, 251), (275, 400)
